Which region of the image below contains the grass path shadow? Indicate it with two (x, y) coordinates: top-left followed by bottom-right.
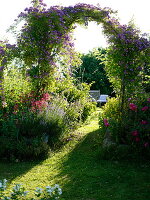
(0, 160), (42, 182)
(56, 119), (150, 200)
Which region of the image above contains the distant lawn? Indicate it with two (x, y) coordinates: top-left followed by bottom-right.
(0, 109), (149, 200)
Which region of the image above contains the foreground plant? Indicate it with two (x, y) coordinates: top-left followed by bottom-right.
(0, 179), (63, 200)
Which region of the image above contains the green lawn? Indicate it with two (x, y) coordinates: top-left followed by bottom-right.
(0, 109), (149, 200)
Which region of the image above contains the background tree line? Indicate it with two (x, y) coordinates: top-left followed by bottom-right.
(74, 48), (113, 95)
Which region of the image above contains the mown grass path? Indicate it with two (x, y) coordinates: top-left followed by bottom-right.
(0, 110), (150, 200)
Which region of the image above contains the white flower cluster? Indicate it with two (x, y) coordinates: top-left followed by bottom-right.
(35, 184), (62, 199)
(0, 179), (62, 200)
(11, 183), (29, 197)
(0, 179), (7, 191)
(46, 184), (62, 196)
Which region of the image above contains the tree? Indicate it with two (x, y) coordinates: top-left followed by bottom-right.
(74, 48), (113, 95)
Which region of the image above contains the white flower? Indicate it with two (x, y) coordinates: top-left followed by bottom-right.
(3, 179), (7, 183)
(3, 179), (7, 184)
(0, 179), (7, 190)
(46, 186), (52, 190)
(13, 184), (21, 192)
(46, 186), (53, 195)
(57, 187), (62, 195)
(54, 184), (60, 188)
(53, 184), (62, 195)
(2, 101), (7, 108)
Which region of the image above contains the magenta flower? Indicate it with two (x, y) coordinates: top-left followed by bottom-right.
(140, 120), (148, 125)
(141, 106), (148, 111)
(103, 118), (110, 127)
(131, 130), (138, 136)
(144, 142), (149, 148)
(12, 111), (17, 115)
(129, 103), (137, 111)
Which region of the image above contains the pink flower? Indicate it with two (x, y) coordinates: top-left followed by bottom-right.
(140, 120), (148, 125)
(103, 118), (110, 127)
(144, 142), (149, 148)
(42, 93), (50, 101)
(141, 106), (148, 111)
(131, 130), (138, 136)
(31, 99), (48, 111)
(129, 103), (137, 111)
(12, 111), (17, 115)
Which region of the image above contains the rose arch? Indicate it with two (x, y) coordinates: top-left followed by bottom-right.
(0, 0), (150, 110)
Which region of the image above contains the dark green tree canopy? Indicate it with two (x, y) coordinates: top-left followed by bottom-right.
(74, 48), (113, 95)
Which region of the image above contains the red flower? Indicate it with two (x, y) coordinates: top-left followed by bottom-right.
(103, 118), (110, 127)
(129, 103), (137, 111)
(131, 130), (138, 136)
(141, 106), (148, 111)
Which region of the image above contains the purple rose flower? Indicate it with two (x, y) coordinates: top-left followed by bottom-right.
(0, 66), (4, 71)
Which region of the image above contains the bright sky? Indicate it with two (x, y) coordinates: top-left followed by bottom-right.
(0, 0), (150, 53)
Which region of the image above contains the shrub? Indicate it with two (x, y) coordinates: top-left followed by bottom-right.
(0, 109), (50, 160)
(99, 96), (150, 158)
(3, 67), (32, 107)
(55, 79), (96, 122)
(0, 64), (96, 160)
(0, 88), (95, 160)
(0, 95), (68, 160)
(99, 97), (121, 142)
(81, 101), (96, 122)
(126, 97), (150, 153)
